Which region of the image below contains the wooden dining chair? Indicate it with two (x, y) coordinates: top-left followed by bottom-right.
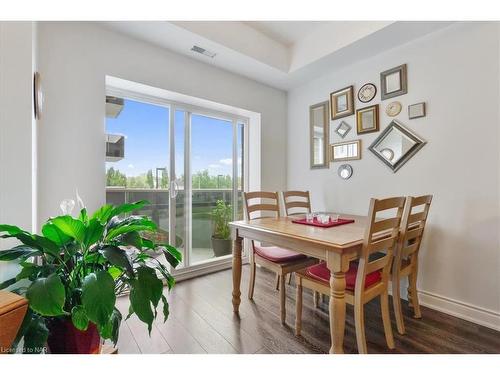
(391, 195), (433, 335)
(283, 190), (311, 216)
(244, 191), (317, 324)
(294, 196), (406, 353)
(282, 190), (322, 306)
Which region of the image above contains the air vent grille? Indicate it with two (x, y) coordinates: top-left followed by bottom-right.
(191, 45), (216, 58)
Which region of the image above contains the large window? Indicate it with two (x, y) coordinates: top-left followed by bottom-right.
(105, 93), (247, 274)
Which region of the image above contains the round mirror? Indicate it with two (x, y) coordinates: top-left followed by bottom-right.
(338, 164), (353, 180)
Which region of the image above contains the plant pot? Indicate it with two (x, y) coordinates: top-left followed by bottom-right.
(47, 318), (102, 354)
(211, 236), (232, 257)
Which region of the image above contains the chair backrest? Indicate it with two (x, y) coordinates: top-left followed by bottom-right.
(243, 191), (280, 220)
(393, 195), (433, 274)
(282, 190), (312, 216)
(356, 197), (406, 293)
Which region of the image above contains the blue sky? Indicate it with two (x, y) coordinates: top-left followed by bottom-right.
(106, 99), (235, 178)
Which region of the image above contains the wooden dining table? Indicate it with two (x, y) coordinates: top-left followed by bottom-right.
(229, 214), (370, 354)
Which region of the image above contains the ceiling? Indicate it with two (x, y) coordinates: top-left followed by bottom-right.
(243, 21), (329, 46)
(102, 21), (454, 90)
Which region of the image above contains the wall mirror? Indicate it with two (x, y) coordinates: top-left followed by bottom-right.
(338, 164), (353, 179)
(368, 120), (426, 172)
(334, 121), (351, 139)
(356, 104), (379, 134)
(330, 139), (361, 162)
(380, 64), (408, 100)
(310, 101), (329, 169)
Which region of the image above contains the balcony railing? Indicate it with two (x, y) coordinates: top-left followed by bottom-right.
(106, 187), (243, 262)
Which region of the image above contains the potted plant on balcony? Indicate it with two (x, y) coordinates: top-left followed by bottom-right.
(211, 200), (233, 257)
(0, 199), (181, 354)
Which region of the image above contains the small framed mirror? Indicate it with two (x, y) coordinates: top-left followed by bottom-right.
(356, 104), (379, 134)
(330, 139), (361, 162)
(380, 64), (408, 100)
(334, 121), (352, 139)
(338, 164), (353, 180)
(368, 120), (426, 172)
(310, 101), (329, 169)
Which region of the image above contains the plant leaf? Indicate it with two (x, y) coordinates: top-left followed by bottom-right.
(110, 200), (149, 218)
(91, 204), (114, 224)
(26, 274), (66, 316)
(129, 266), (163, 333)
(99, 246), (134, 276)
(108, 266), (123, 280)
(0, 245), (40, 261)
(79, 207), (89, 224)
(83, 218), (104, 248)
(71, 305), (89, 331)
(50, 215), (86, 243)
(82, 270), (116, 327)
(105, 224), (156, 241)
(41, 222), (72, 247)
(120, 231), (143, 249)
(99, 307), (122, 345)
(0, 224), (27, 236)
(15, 262), (39, 281)
(32, 235), (61, 259)
(0, 277), (17, 289)
(161, 294), (169, 323)
(23, 314), (49, 354)
(161, 244), (182, 268)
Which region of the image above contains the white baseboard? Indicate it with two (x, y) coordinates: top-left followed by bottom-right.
(418, 290), (500, 332)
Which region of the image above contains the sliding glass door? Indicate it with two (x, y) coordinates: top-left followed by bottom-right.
(105, 94), (246, 275)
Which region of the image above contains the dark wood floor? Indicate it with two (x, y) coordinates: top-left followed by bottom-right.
(115, 266), (500, 354)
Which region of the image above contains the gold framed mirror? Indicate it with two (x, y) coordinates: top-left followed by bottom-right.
(310, 101), (329, 169)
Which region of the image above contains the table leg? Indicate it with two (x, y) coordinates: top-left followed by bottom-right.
(327, 252), (349, 354)
(232, 235), (243, 313)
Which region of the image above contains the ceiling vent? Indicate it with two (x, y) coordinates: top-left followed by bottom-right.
(191, 45), (216, 58)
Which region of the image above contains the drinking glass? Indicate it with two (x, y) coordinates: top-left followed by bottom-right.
(332, 214), (340, 222)
(306, 213), (313, 222)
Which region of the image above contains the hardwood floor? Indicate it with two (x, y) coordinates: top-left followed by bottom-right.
(115, 266), (500, 354)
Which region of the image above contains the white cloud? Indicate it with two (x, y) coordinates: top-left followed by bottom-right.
(127, 164), (135, 169)
(219, 158), (232, 165)
(208, 164), (221, 169)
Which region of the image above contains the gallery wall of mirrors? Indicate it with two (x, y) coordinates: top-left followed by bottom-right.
(309, 62), (428, 179)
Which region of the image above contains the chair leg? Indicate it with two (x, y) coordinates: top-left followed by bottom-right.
(295, 277), (302, 336)
(392, 275), (405, 335)
(275, 274), (280, 290)
(409, 271), (422, 318)
(381, 291), (395, 349)
(354, 301), (368, 354)
(248, 256), (256, 300)
(279, 274), (286, 324)
(287, 273), (293, 285)
(313, 291), (320, 308)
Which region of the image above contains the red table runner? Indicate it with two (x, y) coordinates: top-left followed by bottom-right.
(291, 217), (355, 228)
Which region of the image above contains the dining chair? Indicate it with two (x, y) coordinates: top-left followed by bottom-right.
(283, 190), (311, 216)
(391, 195), (433, 335)
(282, 190), (321, 306)
(244, 191), (317, 324)
(294, 196), (406, 353)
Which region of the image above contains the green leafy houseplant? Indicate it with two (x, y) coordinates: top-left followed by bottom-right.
(0, 200), (181, 354)
(211, 200), (232, 257)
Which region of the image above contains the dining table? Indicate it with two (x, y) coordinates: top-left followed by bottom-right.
(229, 213), (371, 354)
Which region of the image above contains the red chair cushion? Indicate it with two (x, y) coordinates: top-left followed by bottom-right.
(255, 245), (307, 263)
(305, 262), (381, 290)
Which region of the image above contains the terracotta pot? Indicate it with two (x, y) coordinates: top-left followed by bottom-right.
(47, 319), (101, 354)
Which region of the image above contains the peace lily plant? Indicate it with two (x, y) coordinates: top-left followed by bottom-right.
(0, 199), (181, 354)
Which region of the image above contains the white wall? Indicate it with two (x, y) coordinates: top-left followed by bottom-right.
(0, 22), (37, 281)
(37, 22), (287, 223)
(287, 22), (500, 329)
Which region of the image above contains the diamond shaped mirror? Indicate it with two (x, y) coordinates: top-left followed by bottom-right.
(368, 120), (426, 172)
